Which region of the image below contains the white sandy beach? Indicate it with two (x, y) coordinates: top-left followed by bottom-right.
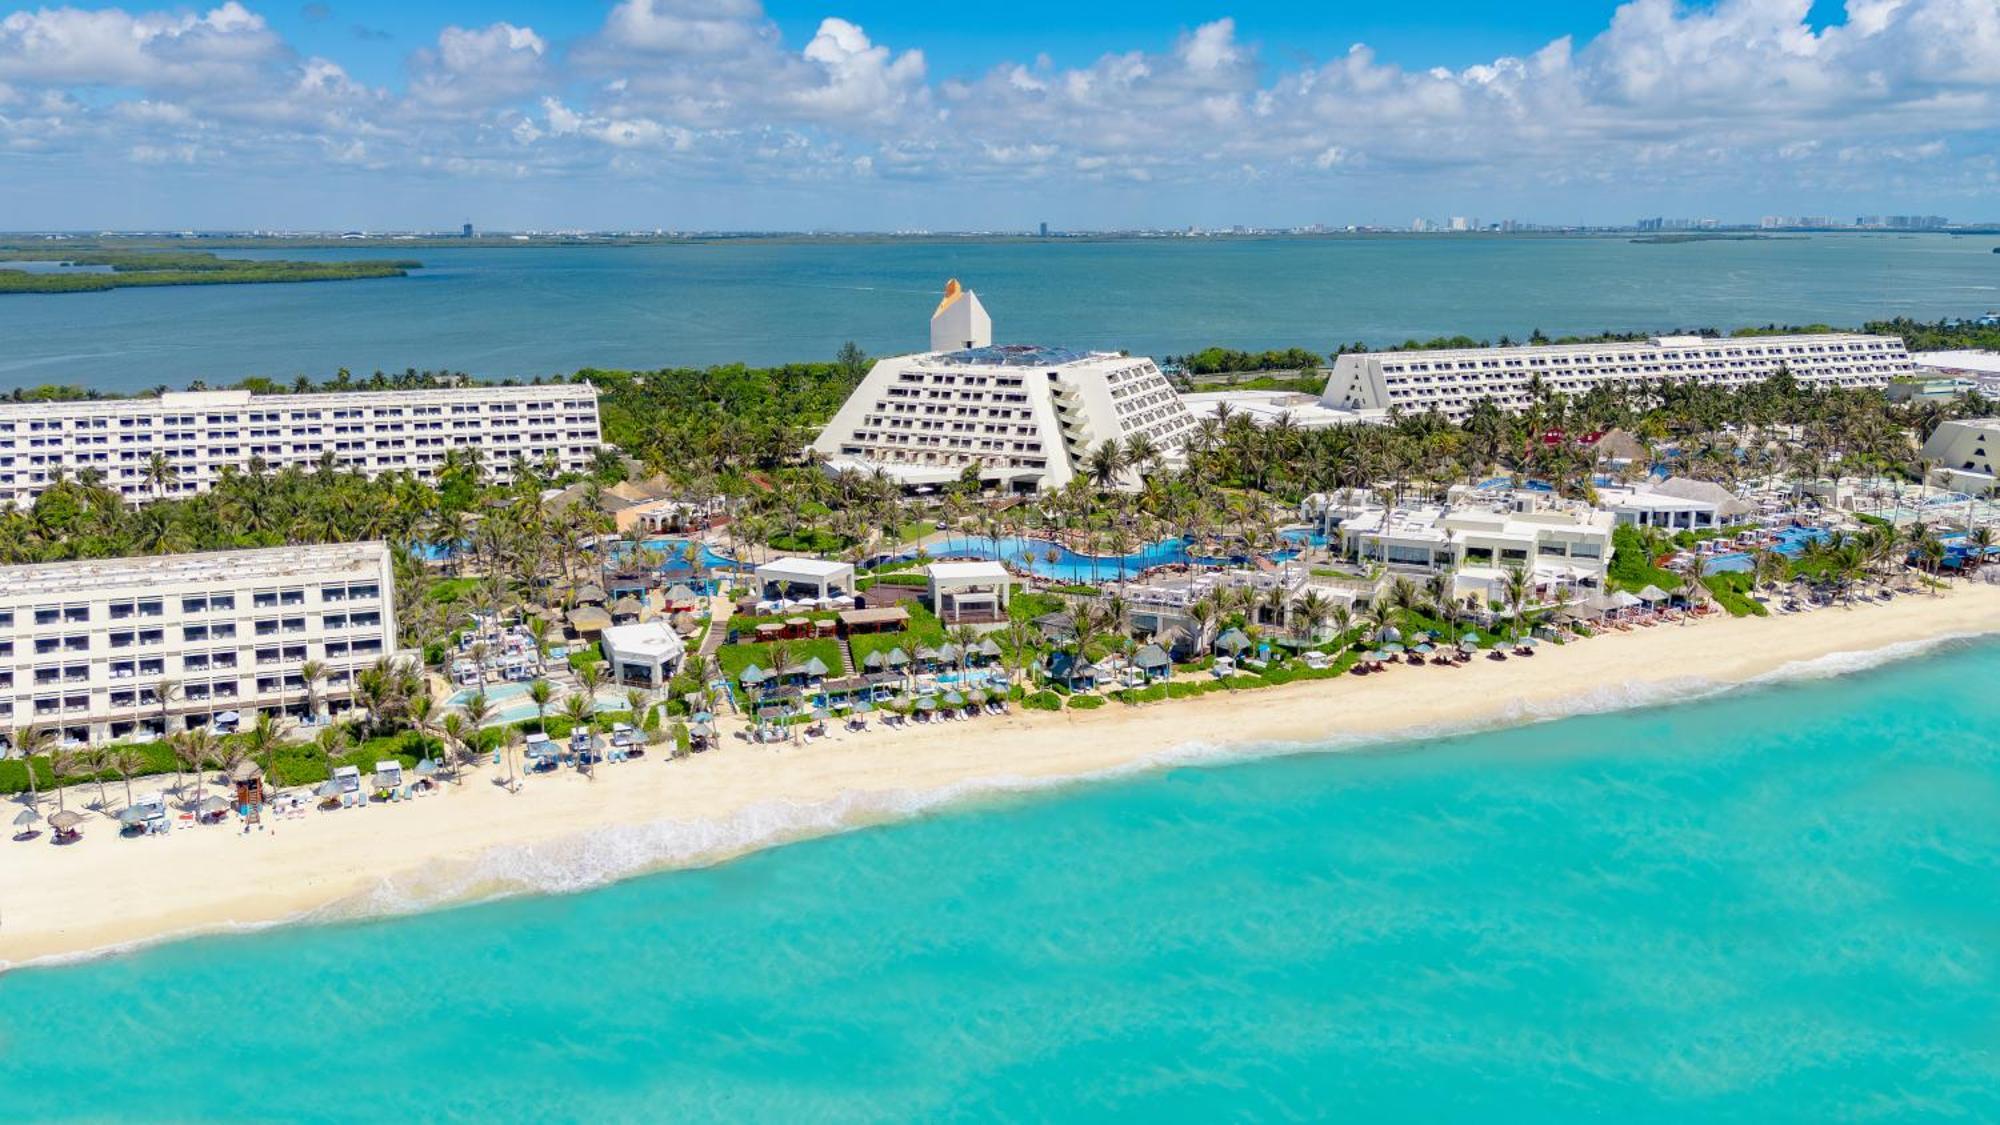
(5, 583), (1999, 968)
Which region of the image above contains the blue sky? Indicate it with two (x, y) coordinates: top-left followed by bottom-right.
(1, 0), (1994, 230)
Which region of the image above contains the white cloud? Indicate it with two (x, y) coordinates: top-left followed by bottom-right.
(410, 22), (547, 109)
(0, 0), (1995, 219)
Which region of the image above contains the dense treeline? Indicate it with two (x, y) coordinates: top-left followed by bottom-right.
(584, 347), (871, 472)
(0, 249), (419, 294)
(1166, 346), (1325, 374)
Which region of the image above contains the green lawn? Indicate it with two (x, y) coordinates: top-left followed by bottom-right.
(714, 638), (846, 687)
(847, 601), (967, 668)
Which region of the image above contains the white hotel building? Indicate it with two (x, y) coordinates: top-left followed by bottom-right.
(0, 383), (602, 508)
(812, 281), (1198, 492)
(0, 543), (399, 749)
(1318, 334), (1916, 420)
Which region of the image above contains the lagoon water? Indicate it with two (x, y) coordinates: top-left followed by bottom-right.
(3, 233), (1996, 393)
(3, 640), (1997, 1119)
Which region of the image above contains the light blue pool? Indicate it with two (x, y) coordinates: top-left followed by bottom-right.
(1707, 527), (1834, 573)
(1477, 477), (1554, 492)
(905, 535), (1276, 585)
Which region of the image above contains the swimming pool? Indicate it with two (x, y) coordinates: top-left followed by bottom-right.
(898, 533), (1321, 584)
(1707, 527), (1834, 573)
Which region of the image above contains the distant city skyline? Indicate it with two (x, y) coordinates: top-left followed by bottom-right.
(1, 0), (1997, 230)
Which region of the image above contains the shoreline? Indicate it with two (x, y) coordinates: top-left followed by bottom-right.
(6, 583), (1999, 970)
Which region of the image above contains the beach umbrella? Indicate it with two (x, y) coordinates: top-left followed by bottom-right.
(811, 707), (831, 721)
(976, 638), (1004, 658)
(48, 810), (83, 832)
(315, 780), (342, 798)
(690, 722), (714, 738)
(117, 805), (151, 825)
(966, 688), (989, 705)
(1377, 625), (1402, 643)
(1517, 636), (1540, 648)
(13, 808), (40, 827)
(851, 701), (875, 714)
(1458, 638), (1480, 653)
(942, 690), (965, 706)
(915, 696), (938, 711)
(1413, 643), (1434, 654)
(415, 758), (439, 776)
(1382, 643), (1405, 655)
(198, 797), (230, 816)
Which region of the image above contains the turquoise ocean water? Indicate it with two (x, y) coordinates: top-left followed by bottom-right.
(3, 639), (1997, 1119)
(3, 233), (1996, 393)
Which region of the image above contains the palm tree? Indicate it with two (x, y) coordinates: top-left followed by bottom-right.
(298, 660), (327, 726)
(527, 678), (554, 734)
(1501, 566), (1532, 644)
(11, 725), (51, 810)
(242, 713), (287, 792)
(48, 746), (81, 814)
(174, 728), (218, 808)
(142, 450), (179, 502)
(112, 747), (144, 808)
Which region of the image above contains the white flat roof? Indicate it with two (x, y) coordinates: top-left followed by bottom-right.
(1914, 351), (2000, 375)
(755, 557), (854, 579)
(928, 561), (1012, 582)
(601, 622), (686, 660)
(0, 542), (391, 600)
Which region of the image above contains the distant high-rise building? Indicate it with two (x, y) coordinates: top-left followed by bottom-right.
(461, 222), (474, 238)
(1637, 217), (1664, 231)
(1038, 221), (1049, 238)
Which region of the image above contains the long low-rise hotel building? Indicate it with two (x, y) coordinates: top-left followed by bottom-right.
(0, 543), (399, 748)
(1318, 334), (1916, 420)
(813, 281), (1199, 492)
(0, 383), (602, 508)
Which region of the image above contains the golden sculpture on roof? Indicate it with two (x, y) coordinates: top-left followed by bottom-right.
(934, 278), (965, 316)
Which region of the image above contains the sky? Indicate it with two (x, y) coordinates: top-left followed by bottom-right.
(0, 0), (1995, 231)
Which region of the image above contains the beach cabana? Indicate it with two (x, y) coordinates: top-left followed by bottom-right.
(600, 621), (687, 688)
(739, 664), (772, 692)
(837, 606), (909, 637)
(1133, 643), (1173, 682)
(664, 584), (701, 611)
(610, 595), (646, 623)
(926, 560), (1013, 624)
(574, 584), (610, 605)
(1214, 628), (1253, 655)
(754, 557), (855, 602)
(567, 606), (613, 635)
(974, 638), (1005, 665)
(1636, 584), (1672, 606)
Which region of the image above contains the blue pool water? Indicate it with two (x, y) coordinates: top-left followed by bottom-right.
(914, 534), (1317, 584)
(1707, 527), (1835, 573)
(4, 639), (1998, 1118)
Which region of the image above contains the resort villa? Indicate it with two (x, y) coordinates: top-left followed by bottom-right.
(0, 542), (399, 748)
(1318, 491), (1616, 607)
(926, 561), (1015, 624)
(598, 621), (688, 689)
(811, 281), (1199, 492)
(1921, 418), (2000, 495)
(1317, 334), (1917, 420)
(1596, 478), (1756, 530)
(0, 384), (602, 509)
